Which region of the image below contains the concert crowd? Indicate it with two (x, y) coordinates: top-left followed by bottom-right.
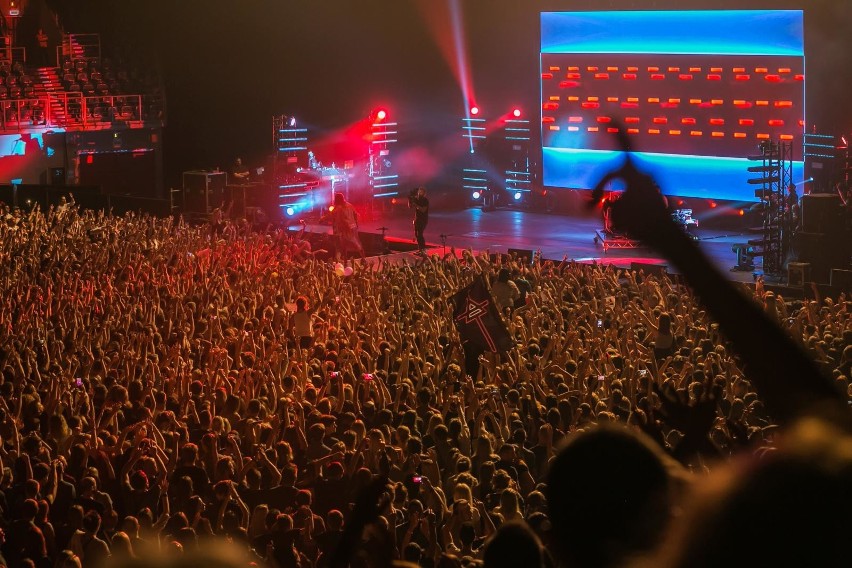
(0, 198), (850, 568)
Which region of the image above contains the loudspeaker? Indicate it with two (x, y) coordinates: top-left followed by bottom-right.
(801, 194), (841, 233)
(359, 232), (388, 256)
(630, 262), (668, 277)
(794, 232), (827, 282)
(787, 262), (810, 288)
(830, 269), (852, 292)
(507, 248), (534, 263)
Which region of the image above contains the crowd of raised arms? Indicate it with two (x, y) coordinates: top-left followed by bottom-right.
(0, 198), (850, 568)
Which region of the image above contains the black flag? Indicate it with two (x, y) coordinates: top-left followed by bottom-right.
(451, 274), (513, 353)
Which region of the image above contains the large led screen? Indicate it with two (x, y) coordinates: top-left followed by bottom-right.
(541, 10), (805, 201)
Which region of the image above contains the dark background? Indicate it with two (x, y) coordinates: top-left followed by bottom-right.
(44, 0), (852, 191)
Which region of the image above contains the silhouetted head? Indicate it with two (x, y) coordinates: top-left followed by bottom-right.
(546, 424), (674, 568)
(482, 521), (543, 568)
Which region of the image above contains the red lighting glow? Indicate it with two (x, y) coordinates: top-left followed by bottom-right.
(512, 108), (522, 117)
(470, 106), (480, 116)
(376, 109), (387, 121)
(709, 202), (717, 208)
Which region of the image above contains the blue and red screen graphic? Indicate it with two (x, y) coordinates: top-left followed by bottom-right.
(540, 11), (805, 202)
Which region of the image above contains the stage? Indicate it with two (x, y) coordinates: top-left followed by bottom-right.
(295, 206), (760, 284)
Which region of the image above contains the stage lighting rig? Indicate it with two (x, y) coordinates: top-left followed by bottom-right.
(503, 107), (532, 207)
(461, 105), (490, 208)
(369, 108), (399, 203)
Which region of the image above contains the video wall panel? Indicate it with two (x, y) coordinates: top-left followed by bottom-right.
(540, 10), (805, 201)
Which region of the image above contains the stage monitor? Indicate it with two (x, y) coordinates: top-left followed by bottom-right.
(541, 10), (805, 202)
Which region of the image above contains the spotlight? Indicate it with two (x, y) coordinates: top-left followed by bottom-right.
(285, 206), (296, 217)
(512, 108), (522, 118)
(471, 106), (480, 116)
(472, 191), (482, 200)
(514, 192), (522, 201)
(709, 201), (717, 208)
(289, 117), (296, 127)
(376, 109), (387, 121)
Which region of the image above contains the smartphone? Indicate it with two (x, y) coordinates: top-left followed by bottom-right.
(412, 475), (423, 484)
(363, 373), (374, 381)
(639, 370), (648, 378)
(597, 375), (605, 382)
(597, 319), (603, 328)
(74, 378), (83, 388)
(329, 371), (340, 378)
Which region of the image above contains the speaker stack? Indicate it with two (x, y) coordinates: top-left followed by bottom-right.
(794, 194), (849, 283)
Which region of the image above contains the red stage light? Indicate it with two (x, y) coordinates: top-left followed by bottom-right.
(710, 202), (717, 208)
(470, 106), (480, 116)
(512, 108), (522, 118)
(376, 109), (387, 121)
(739, 209), (745, 216)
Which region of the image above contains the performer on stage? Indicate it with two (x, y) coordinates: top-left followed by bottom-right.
(409, 186), (429, 253)
(325, 192), (364, 259)
(230, 157), (250, 183)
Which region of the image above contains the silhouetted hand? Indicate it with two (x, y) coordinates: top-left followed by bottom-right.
(654, 379), (722, 463)
(590, 126), (673, 247)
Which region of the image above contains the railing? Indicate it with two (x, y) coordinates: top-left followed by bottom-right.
(0, 98), (47, 131)
(0, 93), (165, 132)
(62, 34), (101, 61)
(0, 47), (27, 64)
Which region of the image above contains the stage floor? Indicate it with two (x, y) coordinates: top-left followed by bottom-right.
(297, 207), (760, 284)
